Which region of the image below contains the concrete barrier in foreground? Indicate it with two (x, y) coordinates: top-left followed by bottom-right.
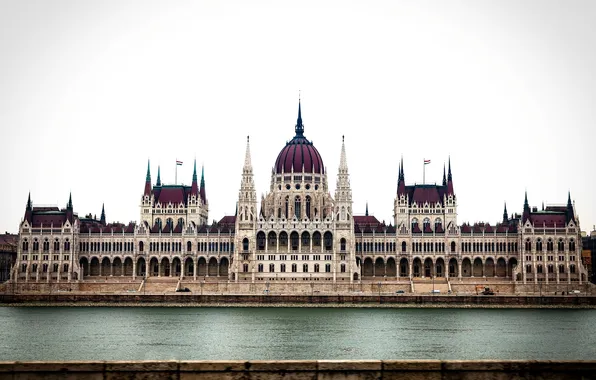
(0, 360), (594, 379)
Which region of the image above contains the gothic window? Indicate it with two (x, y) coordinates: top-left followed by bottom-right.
(570, 265), (576, 274)
(526, 265), (532, 273)
(434, 218), (442, 231)
(451, 241), (456, 253)
(43, 239), (49, 252)
(242, 238), (249, 252)
(402, 241), (407, 252)
(269, 263), (274, 272)
(301, 232), (310, 247)
(285, 196), (289, 218)
(257, 232), (266, 250)
(314, 264), (320, 272)
(64, 239), (70, 252)
(313, 232), (321, 247)
(166, 218), (173, 229)
(290, 232), (299, 250)
(341, 264), (346, 273)
(525, 239), (532, 251)
(156, 218), (162, 230)
(536, 239), (543, 252)
(139, 241), (144, 252)
(306, 196), (311, 219)
(569, 239), (576, 252)
(53, 239), (60, 252)
(258, 264), (263, 272)
(341, 206), (346, 221)
(187, 241), (192, 252)
(340, 238), (346, 251)
(31, 239), (38, 251)
(22, 239), (28, 252)
(558, 239), (564, 252)
(279, 231), (288, 247)
(295, 196), (301, 219)
(292, 263), (297, 272)
(548, 265), (554, 273)
(324, 231), (333, 251)
(559, 264), (565, 273)
(268, 232), (277, 248)
(411, 218), (419, 231)
(423, 218), (430, 230)
(243, 263), (249, 272)
(280, 264), (286, 272)
(325, 264), (331, 273)
(303, 263), (308, 272)
(178, 218), (184, 228)
(537, 265), (543, 274)
(547, 239), (554, 252)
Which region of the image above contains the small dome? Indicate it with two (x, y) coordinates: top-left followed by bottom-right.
(273, 101), (324, 175)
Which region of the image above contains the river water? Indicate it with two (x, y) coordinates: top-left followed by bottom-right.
(0, 307), (594, 361)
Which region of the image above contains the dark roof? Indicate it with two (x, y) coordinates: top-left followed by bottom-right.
(153, 185), (191, 206)
(274, 137), (325, 175)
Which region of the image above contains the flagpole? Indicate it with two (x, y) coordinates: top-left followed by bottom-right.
(175, 159), (177, 185)
(423, 159), (425, 185)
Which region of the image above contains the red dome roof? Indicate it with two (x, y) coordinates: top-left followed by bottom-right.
(274, 137), (324, 174)
(274, 101), (324, 174)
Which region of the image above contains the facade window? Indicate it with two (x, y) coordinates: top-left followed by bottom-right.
(243, 263), (249, 272)
(303, 263), (308, 273)
(526, 265), (532, 273)
(242, 238), (249, 251)
(325, 264), (331, 272)
(536, 239), (543, 252)
(340, 238), (346, 251)
(291, 263), (297, 272)
(305, 196), (311, 219)
(258, 264), (263, 272)
(314, 264), (319, 272)
(63, 263), (69, 272)
(269, 263), (275, 272)
(295, 196), (301, 219)
(280, 264), (286, 272)
(569, 240), (576, 252)
(341, 264), (346, 273)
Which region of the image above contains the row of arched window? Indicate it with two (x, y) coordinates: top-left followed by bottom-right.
(77, 240), (234, 253)
(355, 242), (396, 253)
(22, 238), (70, 252)
(461, 242), (518, 253)
(248, 263), (339, 273)
(254, 231), (333, 251)
(525, 239), (575, 252)
(525, 264), (576, 274)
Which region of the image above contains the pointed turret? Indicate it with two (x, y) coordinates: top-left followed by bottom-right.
(502, 202), (508, 224)
(334, 135), (353, 222)
(397, 156), (406, 195)
(522, 190), (531, 223)
(237, 136), (256, 226)
(566, 191), (576, 224)
(199, 164), (206, 204)
(67, 192), (73, 210)
(144, 160), (152, 196)
(156, 166), (161, 187)
(100, 203), (106, 225)
(191, 159), (199, 196)
(442, 164), (447, 186)
(24, 192), (33, 222)
(295, 99), (304, 137)
(447, 156), (454, 195)
(365, 202), (369, 216)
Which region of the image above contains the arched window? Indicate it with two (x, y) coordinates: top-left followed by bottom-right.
(558, 239), (564, 252)
(290, 232), (299, 250)
(187, 241), (192, 252)
(64, 239), (70, 252)
(450, 241), (456, 253)
(22, 239), (29, 252)
(423, 218), (430, 230)
(570, 265), (576, 274)
(43, 239), (50, 252)
(155, 218), (162, 230)
(569, 239), (576, 252)
(303, 263), (308, 272)
(301, 232), (310, 247)
(33, 239), (39, 252)
(166, 218), (173, 229)
(434, 218), (442, 231)
(341, 264), (346, 273)
(548, 265), (554, 273)
(340, 238), (346, 251)
(305, 196), (311, 219)
(323, 231), (333, 251)
(243, 263), (249, 272)
(53, 239), (60, 252)
(257, 232), (266, 250)
(314, 264), (320, 272)
(295, 196), (301, 219)
(269, 263), (275, 272)
(559, 264), (565, 274)
(526, 265), (532, 273)
(242, 238), (249, 252)
(402, 241), (407, 252)
(279, 231), (288, 247)
(268, 232), (277, 248)
(411, 218), (418, 231)
(325, 264), (331, 272)
(285, 196), (289, 218)
(178, 218), (184, 228)
(536, 239), (542, 252)
(525, 239), (532, 251)
(547, 239), (553, 252)
(537, 265), (543, 274)
(312, 232), (321, 247)
(139, 241), (144, 252)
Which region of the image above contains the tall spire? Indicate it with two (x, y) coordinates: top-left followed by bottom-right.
(339, 135), (348, 174)
(244, 136), (252, 168)
(67, 192), (73, 209)
(191, 159), (199, 196)
(446, 156), (454, 195)
(100, 203), (106, 225)
(365, 202), (369, 216)
(199, 164), (206, 203)
(27, 192), (32, 210)
(144, 160), (152, 196)
(442, 163), (447, 186)
(503, 202), (508, 223)
(156, 166), (161, 187)
(295, 98), (304, 137)
(566, 191), (575, 224)
(397, 155), (406, 194)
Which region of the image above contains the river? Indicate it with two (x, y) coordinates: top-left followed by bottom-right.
(0, 307), (594, 360)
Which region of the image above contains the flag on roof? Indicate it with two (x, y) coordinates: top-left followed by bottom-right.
(424, 159), (431, 164)
(176, 160), (183, 166)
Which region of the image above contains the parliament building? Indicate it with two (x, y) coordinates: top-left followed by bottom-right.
(12, 102), (589, 288)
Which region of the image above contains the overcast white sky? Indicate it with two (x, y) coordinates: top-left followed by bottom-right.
(1, 0), (595, 234)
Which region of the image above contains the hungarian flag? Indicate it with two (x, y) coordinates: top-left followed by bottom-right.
(176, 160), (183, 166)
(424, 159), (431, 165)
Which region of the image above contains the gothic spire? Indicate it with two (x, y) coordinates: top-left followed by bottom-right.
(442, 163), (447, 186)
(156, 165), (161, 187)
(295, 99), (304, 137)
(199, 164), (206, 204)
(244, 136), (252, 169)
(566, 191), (575, 224)
(446, 156), (454, 195)
(339, 135), (348, 174)
(26, 192), (32, 210)
(397, 155), (406, 194)
(100, 203), (106, 225)
(191, 159), (199, 196)
(67, 192), (73, 209)
(144, 160), (152, 196)
(365, 202), (369, 216)
(503, 202), (508, 223)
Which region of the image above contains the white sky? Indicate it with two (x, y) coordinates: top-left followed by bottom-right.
(1, 0), (595, 234)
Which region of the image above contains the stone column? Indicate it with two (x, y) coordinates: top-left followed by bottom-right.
(193, 257), (198, 281)
(133, 260), (136, 280)
(458, 261), (462, 281)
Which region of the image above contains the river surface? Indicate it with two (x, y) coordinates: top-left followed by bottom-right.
(0, 307), (595, 360)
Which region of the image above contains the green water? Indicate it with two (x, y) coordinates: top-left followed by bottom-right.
(0, 307), (594, 360)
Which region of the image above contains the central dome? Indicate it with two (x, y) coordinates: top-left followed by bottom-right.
(274, 102), (325, 174)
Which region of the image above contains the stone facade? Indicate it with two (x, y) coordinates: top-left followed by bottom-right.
(10, 101), (589, 288)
